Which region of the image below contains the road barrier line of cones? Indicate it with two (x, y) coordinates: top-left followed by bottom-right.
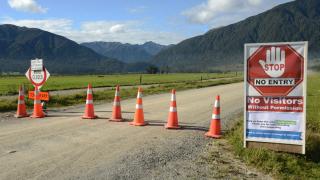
(14, 83), (223, 139)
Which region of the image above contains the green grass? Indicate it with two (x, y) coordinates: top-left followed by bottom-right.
(226, 73), (320, 179)
(0, 76), (243, 112)
(0, 72), (239, 95)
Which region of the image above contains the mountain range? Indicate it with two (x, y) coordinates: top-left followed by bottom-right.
(0, 24), (118, 74)
(81, 41), (168, 63)
(151, 0), (320, 72)
(0, 24), (153, 74)
(0, 0), (319, 74)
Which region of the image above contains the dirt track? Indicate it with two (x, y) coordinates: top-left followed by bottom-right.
(0, 83), (271, 179)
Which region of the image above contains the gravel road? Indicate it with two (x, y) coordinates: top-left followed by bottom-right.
(0, 83), (271, 179)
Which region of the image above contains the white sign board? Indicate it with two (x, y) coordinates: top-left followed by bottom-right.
(31, 59), (43, 71)
(244, 42), (307, 154)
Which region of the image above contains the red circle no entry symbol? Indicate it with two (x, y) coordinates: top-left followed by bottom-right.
(28, 67), (48, 87)
(247, 45), (304, 96)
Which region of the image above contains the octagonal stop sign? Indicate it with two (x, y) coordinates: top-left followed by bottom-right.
(247, 45), (304, 96)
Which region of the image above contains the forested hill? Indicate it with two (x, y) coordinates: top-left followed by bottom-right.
(151, 0), (320, 72)
(0, 24), (131, 74)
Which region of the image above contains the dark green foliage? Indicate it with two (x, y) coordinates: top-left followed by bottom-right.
(152, 0), (320, 72)
(145, 65), (159, 74)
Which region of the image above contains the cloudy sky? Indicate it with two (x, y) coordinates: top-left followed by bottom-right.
(0, 0), (293, 45)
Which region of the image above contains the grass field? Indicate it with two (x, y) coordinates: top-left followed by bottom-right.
(226, 72), (320, 179)
(0, 74), (242, 111)
(0, 73), (238, 96)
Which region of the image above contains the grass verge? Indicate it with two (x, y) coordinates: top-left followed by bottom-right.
(225, 73), (320, 179)
(0, 72), (240, 95)
(0, 77), (242, 112)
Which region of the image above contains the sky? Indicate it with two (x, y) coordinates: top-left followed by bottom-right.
(0, 0), (293, 45)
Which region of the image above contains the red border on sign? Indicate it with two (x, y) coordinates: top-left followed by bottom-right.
(28, 67), (47, 87)
(247, 44), (304, 96)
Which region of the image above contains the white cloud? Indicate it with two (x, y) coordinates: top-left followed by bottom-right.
(109, 24), (125, 33)
(183, 0), (262, 24)
(8, 0), (47, 13)
(2, 18), (71, 32)
(0, 18), (184, 45)
(182, 0), (290, 27)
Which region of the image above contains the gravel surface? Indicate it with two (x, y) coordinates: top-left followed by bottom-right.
(0, 83), (271, 179)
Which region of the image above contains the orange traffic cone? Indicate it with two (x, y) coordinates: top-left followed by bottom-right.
(82, 84), (97, 119)
(205, 95), (221, 138)
(30, 87), (45, 118)
(129, 87), (147, 126)
(110, 85), (123, 122)
(165, 89), (180, 129)
(15, 85), (28, 118)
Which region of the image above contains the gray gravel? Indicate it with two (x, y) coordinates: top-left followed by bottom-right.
(0, 83), (271, 179)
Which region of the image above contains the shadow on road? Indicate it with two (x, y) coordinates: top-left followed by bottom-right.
(47, 110), (82, 114)
(181, 125), (208, 132)
(145, 119), (209, 132)
(47, 114), (80, 117)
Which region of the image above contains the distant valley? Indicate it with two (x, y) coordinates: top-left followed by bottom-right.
(82, 41), (169, 63)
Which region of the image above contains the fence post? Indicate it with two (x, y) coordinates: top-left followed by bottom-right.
(139, 75), (142, 84)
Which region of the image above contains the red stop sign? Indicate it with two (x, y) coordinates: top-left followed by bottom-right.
(247, 45), (304, 96)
